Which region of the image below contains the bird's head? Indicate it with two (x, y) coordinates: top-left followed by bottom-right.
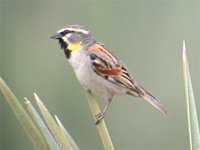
(51, 25), (92, 52)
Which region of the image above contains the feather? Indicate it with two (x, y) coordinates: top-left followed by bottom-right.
(127, 84), (168, 115)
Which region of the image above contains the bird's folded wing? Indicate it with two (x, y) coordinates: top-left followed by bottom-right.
(88, 43), (135, 90)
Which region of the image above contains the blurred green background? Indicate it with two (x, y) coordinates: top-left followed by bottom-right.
(1, 1), (200, 150)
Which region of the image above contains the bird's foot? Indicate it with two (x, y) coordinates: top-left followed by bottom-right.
(95, 112), (105, 124)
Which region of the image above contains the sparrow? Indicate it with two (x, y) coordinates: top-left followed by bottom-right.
(51, 25), (168, 124)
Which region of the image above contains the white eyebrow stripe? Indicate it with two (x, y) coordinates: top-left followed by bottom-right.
(57, 28), (68, 33)
(73, 28), (89, 34)
(57, 27), (89, 34)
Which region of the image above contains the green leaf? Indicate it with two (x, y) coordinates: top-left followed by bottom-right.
(55, 115), (80, 150)
(24, 98), (60, 150)
(182, 41), (200, 150)
(0, 77), (49, 150)
(86, 91), (114, 150)
(33, 93), (79, 150)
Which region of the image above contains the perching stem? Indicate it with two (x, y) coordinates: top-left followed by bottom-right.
(86, 91), (114, 150)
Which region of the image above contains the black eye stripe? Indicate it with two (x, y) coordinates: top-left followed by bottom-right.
(61, 30), (74, 35)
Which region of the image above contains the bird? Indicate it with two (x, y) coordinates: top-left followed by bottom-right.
(51, 25), (168, 124)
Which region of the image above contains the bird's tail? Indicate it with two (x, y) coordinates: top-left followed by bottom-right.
(141, 91), (168, 115)
(128, 86), (168, 115)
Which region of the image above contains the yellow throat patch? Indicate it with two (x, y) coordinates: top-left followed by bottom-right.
(67, 42), (82, 51)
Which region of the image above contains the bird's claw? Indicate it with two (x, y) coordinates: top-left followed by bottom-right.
(95, 112), (105, 124)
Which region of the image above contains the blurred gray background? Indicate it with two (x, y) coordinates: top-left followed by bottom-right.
(1, 1), (200, 150)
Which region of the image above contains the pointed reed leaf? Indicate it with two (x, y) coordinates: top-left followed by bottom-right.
(55, 115), (79, 150)
(182, 41), (200, 150)
(24, 98), (60, 150)
(86, 91), (114, 150)
(0, 77), (49, 150)
(33, 92), (74, 150)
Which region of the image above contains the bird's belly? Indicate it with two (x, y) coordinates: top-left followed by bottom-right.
(75, 64), (127, 98)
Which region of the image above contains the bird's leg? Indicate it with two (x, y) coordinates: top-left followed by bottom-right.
(95, 97), (112, 124)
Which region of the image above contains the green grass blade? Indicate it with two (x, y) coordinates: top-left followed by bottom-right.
(55, 115), (80, 150)
(24, 98), (60, 150)
(0, 77), (49, 150)
(33, 92), (78, 150)
(86, 91), (114, 150)
(182, 41), (200, 150)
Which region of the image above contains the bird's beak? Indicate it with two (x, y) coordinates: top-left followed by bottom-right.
(50, 33), (62, 39)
